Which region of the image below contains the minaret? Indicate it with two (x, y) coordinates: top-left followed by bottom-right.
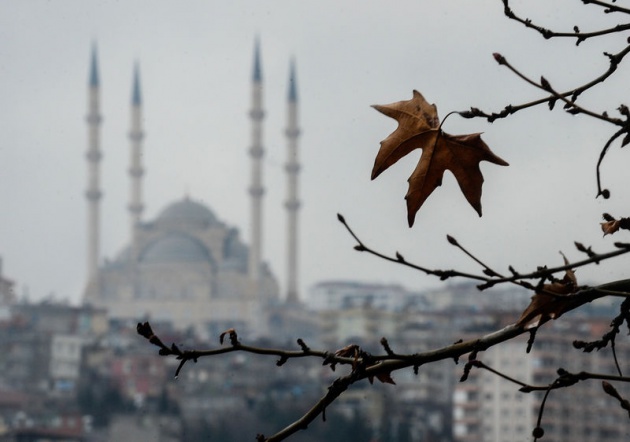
(128, 62), (145, 240)
(285, 59), (301, 303)
(248, 39), (265, 283)
(85, 44), (102, 282)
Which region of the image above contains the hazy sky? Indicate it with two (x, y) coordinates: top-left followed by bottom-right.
(1, 1), (629, 304)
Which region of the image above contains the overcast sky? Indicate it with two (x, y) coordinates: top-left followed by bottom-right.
(1, 1), (629, 304)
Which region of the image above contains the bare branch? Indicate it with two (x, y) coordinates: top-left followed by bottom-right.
(339, 213), (630, 291)
(503, 0), (630, 44)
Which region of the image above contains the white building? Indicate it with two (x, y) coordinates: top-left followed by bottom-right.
(307, 280), (429, 312)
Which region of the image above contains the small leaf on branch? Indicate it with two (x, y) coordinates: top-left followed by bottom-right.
(335, 344), (360, 358)
(601, 218), (621, 236)
(446, 234), (459, 246)
(219, 328), (239, 346)
(516, 254), (578, 329)
(354, 245), (366, 251)
(621, 133), (630, 148)
(368, 371), (396, 385)
(372, 91), (508, 226)
(601, 215), (630, 236)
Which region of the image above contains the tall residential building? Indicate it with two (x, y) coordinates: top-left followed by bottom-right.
(453, 315), (630, 442)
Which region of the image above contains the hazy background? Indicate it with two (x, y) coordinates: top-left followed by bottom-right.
(1, 0), (629, 303)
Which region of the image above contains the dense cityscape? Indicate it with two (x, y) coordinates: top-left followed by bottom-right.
(0, 267), (626, 441)
(1, 39), (629, 442)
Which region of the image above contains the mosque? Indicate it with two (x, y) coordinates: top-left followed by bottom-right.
(82, 42), (302, 339)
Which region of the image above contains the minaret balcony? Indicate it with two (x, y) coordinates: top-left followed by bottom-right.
(128, 203), (144, 213)
(249, 109), (265, 120)
(248, 186), (265, 197)
(249, 145), (264, 159)
(128, 131), (145, 142)
(128, 167), (145, 178)
(85, 150), (102, 162)
(285, 128), (301, 137)
(85, 114), (102, 125)
(284, 200), (301, 210)
(284, 163), (301, 173)
(85, 189), (102, 201)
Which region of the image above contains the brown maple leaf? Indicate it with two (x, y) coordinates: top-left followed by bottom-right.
(372, 90), (508, 226)
(516, 254), (578, 329)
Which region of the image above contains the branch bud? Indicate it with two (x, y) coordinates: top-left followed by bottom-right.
(492, 52), (506, 65)
(532, 427), (545, 439)
(603, 381), (622, 400)
(540, 76), (552, 91)
(459, 107), (482, 119)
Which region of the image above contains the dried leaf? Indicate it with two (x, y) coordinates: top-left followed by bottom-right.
(335, 344), (361, 370)
(334, 344), (360, 358)
(372, 90), (508, 226)
(601, 219), (621, 236)
(516, 255), (578, 329)
(219, 328), (236, 345)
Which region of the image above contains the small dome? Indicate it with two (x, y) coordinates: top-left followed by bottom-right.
(157, 197), (219, 228)
(140, 233), (213, 264)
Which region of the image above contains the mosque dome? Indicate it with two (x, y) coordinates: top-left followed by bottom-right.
(139, 232), (214, 264)
(156, 197), (220, 228)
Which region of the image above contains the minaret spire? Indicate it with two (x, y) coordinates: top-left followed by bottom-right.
(285, 58), (301, 303)
(248, 38), (265, 284)
(128, 62), (145, 240)
(85, 43), (103, 283)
